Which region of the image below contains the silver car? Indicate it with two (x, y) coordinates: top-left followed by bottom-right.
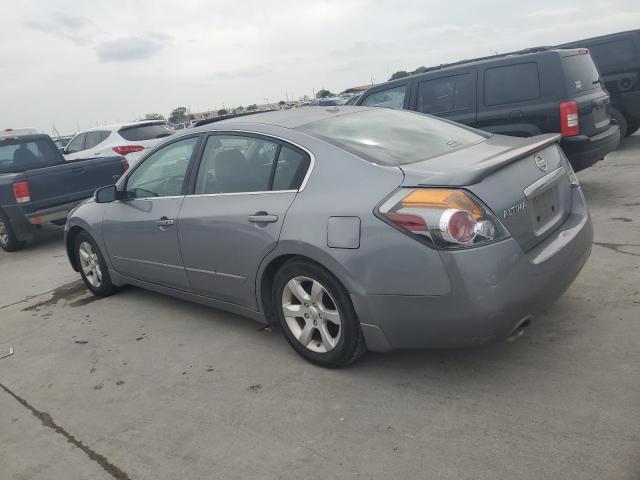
(65, 107), (593, 367)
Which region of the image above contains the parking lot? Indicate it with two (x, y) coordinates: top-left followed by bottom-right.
(0, 135), (638, 479)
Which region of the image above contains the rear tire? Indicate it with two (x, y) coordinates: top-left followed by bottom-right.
(611, 108), (627, 139)
(272, 259), (367, 368)
(75, 231), (118, 297)
(0, 211), (27, 252)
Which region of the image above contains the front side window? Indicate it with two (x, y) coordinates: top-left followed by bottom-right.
(297, 108), (486, 166)
(66, 133), (86, 153)
(484, 62), (540, 106)
(417, 74), (474, 114)
(361, 85), (407, 109)
(126, 137), (197, 198)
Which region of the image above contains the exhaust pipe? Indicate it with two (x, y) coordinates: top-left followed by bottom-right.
(506, 318), (531, 343)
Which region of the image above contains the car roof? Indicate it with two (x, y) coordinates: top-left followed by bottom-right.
(557, 29), (640, 46)
(189, 106), (375, 131)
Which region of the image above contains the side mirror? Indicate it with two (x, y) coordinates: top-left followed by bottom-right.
(95, 185), (118, 203)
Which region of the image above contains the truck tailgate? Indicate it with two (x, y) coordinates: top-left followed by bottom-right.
(25, 156), (125, 210)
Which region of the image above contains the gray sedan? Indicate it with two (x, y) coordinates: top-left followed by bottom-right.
(65, 107), (593, 367)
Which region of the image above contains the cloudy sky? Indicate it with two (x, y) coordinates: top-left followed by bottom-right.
(1, 0), (639, 134)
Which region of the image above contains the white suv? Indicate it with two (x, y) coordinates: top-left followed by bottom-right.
(63, 121), (175, 165)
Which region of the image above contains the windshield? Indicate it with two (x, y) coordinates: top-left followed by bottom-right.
(563, 53), (601, 94)
(297, 109), (486, 166)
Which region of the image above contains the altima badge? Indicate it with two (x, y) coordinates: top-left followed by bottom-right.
(534, 155), (548, 172)
(504, 201), (528, 219)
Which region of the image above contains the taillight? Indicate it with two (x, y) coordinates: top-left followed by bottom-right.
(377, 188), (508, 249)
(12, 181), (31, 204)
(560, 101), (579, 137)
(112, 145), (144, 155)
(122, 158), (130, 172)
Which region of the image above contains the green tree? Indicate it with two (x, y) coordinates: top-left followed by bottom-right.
(389, 70), (409, 81)
(217, 109), (228, 116)
(144, 113), (165, 120)
(411, 66), (428, 75)
(315, 89), (334, 99)
(168, 107), (189, 124)
(247, 104), (258, 111)
(237, 106), (244, 112)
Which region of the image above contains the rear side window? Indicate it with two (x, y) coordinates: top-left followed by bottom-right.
(0, 139), (60, 173)
(84, 130), (110, 149)
(484, 62), (540, 106)
(272, 146), (310, 190)
(297, 108), (485, 166)
(119, 124), (174, 141)
(562, 54), (601, 93)
(361, 85), (407, 109)
(588, 39), (636, 74)
(417, 74), (474, 114)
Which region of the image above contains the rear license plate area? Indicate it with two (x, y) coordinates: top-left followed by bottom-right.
(531, 187), (559, 230)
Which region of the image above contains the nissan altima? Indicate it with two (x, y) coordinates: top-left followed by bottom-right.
(65, 107), (593, 367)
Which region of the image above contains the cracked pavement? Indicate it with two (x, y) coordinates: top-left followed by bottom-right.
(0, 134), (639, 479)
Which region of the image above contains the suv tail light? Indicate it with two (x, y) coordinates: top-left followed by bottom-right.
(560, 101), (579, 137)
(112, 145), (144, 156)
(377, 188), (508, 249)
(13, 181), (31, 204)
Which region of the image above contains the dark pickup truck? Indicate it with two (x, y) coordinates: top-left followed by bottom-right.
(0, 131), (127, 252)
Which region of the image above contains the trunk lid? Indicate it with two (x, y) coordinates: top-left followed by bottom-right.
(400, 134), (574, 252)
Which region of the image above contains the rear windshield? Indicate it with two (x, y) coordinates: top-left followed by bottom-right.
(563, 53), (601, 94)
(0, 138), (60, 174)
(297, 109), (486, 166)
(119, 124), (174, 141)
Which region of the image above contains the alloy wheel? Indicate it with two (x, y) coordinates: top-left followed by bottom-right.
(281, 276), (342, 353)
(78, 241), (102, 288)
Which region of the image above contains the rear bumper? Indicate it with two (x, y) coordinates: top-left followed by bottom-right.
(560, 125), (620, 172)
(3, 200), (81, 241)
(24, 200), (80, 224)
(353, 187), (593, 352)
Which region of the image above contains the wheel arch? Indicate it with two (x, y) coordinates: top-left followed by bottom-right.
(66, 225), (85, 271)
(256, 244), (364, 322)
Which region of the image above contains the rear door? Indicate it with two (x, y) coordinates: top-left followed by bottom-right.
(102, 136), (200, 289)
(410, 70), (477, 125)
(561, 51), (611, 136)
(178, 133), (311, 309)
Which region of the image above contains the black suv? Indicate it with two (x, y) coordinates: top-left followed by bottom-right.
(355, 48), (620, 171)
(558, 30), (640, 138)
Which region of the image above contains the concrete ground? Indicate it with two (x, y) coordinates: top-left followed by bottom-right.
(1, 135), (639, 480)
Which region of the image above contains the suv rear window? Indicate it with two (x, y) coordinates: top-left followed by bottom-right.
(0, 138), (60, 173)
(297, 109), (485, 166)
(119, 124), (174, 141)
(588, 39), (636, 74)
(563, 53), (601, 93)
(484, 62), (540, 106)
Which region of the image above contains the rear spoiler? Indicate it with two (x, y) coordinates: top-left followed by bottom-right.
(118, 121), (166, 132)
(416, 133), (562, 186)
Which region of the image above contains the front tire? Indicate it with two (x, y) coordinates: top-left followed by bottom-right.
(75, 231), (117, 297)
(273, 259), (366, 368)
(0, 211), (27, 252)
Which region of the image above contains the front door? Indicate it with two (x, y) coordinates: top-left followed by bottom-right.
(178, 133), (311, 309)
(102, 136), (200, 289)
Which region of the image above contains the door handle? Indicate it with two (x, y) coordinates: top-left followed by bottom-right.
(155, 217), (175, 228)
(248, 214), (278, 223)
